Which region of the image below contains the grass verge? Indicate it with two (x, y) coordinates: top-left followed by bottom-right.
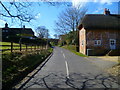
(62, 45), (87, 57)
(2, 48), (53, 89)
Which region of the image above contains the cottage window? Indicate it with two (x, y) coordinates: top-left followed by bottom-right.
(6, 30), (8, 32)
(82, 40), (84, 46)
(94, 40), (101, 45)
(2, 30), (8, 32)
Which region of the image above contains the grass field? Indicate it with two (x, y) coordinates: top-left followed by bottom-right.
(0, 42), (25, 49)
(0, 42), (19, 45)
(62, 45), (87, 57)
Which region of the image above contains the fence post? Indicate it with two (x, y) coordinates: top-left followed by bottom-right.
(26, 44), (27, 51)
(31, 45), (32, 51)
(35, 45), (37, 50)
(20, 43), (22, 51)
(11, 42), (13, 52)
(34, 45), (36, 50)
(37, 45), (39, 50)
(42, 44), (43, 50)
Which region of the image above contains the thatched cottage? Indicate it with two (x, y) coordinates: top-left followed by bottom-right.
(78, 8), (120, 56)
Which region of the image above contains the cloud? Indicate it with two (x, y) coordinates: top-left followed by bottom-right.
(100, 0), (113, 5)
(0, 19), (6, 28)
(72, 0), (87, 8)
(35, 13), (41, 19)
(72, 0), (119, 7)
(92, 7), (104, 14)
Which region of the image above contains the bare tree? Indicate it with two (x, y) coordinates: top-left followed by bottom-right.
(0, 1), (72, 24)
(55, 5), (87, 49)
(0, 1), (35, 23)
(54, 6), (87, 34)
(35, 26), (49, 39)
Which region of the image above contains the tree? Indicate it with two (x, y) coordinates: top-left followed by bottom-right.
(35, 26), (49, 39)
(0, 1), (35, 23)
(55, 5), (87, 51)
(55, 6), (87, 46)
(0, 1), (72, 24)
(55, 6), (87, 34)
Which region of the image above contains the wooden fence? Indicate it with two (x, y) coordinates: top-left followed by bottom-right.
(1, 42), (47, 52)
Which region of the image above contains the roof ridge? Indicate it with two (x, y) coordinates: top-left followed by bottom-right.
(85, 14), (120, 16)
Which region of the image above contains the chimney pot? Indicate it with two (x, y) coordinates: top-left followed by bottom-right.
(23, 25), (25, 28)
(104, 8), (110, 15)
(5, 23), (8, 28)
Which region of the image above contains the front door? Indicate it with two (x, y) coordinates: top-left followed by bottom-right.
(110, 39), (116, 49)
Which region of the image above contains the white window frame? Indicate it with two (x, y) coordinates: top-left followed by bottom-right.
(94, 40), (101, 46)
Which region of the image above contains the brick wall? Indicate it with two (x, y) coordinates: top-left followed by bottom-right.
(86, 29), (120, 55)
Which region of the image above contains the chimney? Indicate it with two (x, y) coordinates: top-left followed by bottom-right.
(23, 25), (25, 29)
(5, 23), (8, 28)
(104, 8), (110, 15)
(107, 9), (110, 15)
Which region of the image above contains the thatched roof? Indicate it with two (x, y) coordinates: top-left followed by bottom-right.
(79, 14), (120, 30)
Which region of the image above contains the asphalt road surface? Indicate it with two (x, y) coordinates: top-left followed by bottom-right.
(22, 47), (119, 89)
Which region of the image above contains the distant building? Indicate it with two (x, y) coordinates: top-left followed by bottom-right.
(78, 8), (120, 56)
(1, 23), (34, 39)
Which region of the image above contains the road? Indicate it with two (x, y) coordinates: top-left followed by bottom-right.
(22, 47), (119, 89)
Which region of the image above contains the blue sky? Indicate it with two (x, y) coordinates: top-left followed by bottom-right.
(0, 1), (119, 38)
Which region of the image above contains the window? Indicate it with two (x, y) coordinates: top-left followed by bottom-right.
(94, 40), (101, 45)
(2, 30), (8, 32)
(6, 30), (8, 32)
(81, 40), (84, 46)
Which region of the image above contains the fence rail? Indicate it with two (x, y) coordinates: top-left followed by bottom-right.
(0, 42), (47, 52)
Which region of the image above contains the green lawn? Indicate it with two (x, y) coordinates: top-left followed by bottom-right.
(0, 42), (19, 45)
(62, 45), (87, 57)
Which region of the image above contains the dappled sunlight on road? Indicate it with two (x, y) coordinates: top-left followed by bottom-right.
(23, 72), (119, 89)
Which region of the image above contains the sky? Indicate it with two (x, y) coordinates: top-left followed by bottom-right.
(0, 0), (119, 38)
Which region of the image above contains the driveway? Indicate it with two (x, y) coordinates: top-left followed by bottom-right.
(85, 56), (119, 70)
(19, 47), (119, 89)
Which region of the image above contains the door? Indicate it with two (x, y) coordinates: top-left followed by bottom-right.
(110, 39), (116, 49)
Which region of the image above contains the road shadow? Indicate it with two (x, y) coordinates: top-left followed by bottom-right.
(22, 72), (119, 90)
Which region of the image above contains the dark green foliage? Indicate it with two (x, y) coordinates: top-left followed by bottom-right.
(59, 31), (79, 46)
